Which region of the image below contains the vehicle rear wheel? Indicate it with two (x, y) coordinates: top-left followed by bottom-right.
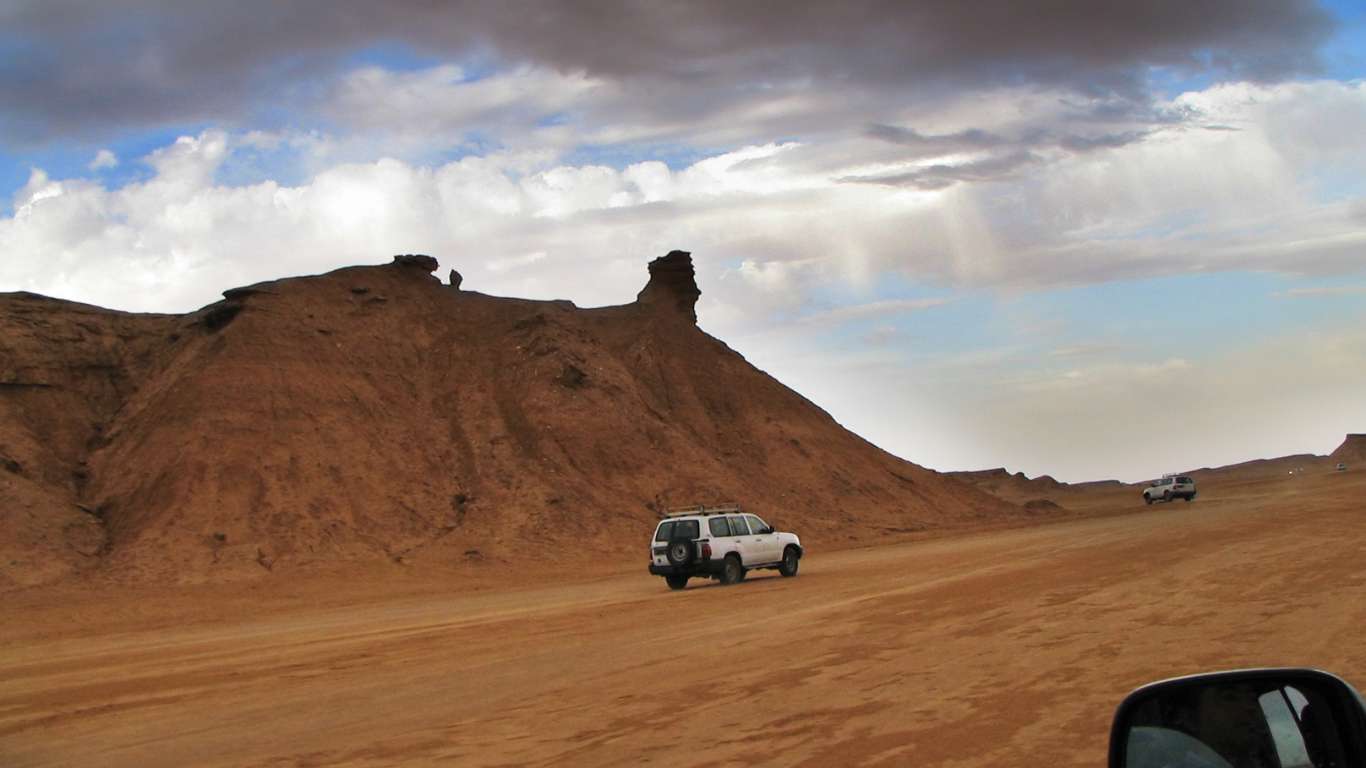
(666, 538), (695, 567)
(720, 555), (743, 585)
(779, 546), (800, 577)
(1183, 495), (1193, 502)
(665, 574), (688, 591)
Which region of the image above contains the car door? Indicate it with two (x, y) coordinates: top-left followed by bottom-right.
(745, 514), (778, 564)
(726, 515), (754, 566)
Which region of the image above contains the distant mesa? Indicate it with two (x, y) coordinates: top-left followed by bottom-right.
(1330, 433), (1366, 463)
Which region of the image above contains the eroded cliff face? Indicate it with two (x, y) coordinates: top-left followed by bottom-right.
(1, 251), (1020, 588)
(1331, 434), (1366, 464)
(0, 294), (180, 585)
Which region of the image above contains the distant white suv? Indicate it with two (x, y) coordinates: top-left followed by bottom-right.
(648, 505), (803, 590)
(1143, 474), (1197, 504)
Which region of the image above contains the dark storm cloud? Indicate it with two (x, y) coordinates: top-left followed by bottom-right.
(1054, 130), (1152, 151)
(0, 0), (1335, 144)
(865, 125), (1008, 152)
(871, 121), (1154, 151)
(841, 150), (1042, 190)
(861, 121), (1154, 178)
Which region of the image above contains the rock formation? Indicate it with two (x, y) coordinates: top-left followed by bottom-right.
(635, 250), (701, 323)
(0, 250), (1022, 589)
(391, 253), (439, 273)
(1330, 434), (1366, 464)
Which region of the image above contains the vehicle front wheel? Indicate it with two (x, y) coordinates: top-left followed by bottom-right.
(779, 547), (800, 578)
(1145, 496), (1153, 505)
(720, 555), (743, 585)
(665, 574), (688, 591)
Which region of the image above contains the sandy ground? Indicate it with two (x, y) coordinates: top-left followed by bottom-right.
(3, 470), (1364, 767)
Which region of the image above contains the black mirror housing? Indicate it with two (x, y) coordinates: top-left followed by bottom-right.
(1111, 668), (1366, 768)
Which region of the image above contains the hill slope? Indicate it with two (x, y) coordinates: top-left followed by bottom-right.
(1330, 434), (1366, 465)
(1, 252), (1026, 588)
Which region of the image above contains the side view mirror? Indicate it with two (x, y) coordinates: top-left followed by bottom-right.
(1110, 668), (1366, 768)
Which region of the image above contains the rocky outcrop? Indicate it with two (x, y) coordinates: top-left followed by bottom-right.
(1330, 434), (1366, 463)
(391, 254), (439, 273)
(635, 250), (701, 323)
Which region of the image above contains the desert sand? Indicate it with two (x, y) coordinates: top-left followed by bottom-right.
(4, 464), (1362, 767)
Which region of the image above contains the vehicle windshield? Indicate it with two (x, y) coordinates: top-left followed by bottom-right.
(654, 519), (700, 542)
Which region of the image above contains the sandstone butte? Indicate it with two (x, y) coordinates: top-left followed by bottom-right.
(4, 251), (1052, 590)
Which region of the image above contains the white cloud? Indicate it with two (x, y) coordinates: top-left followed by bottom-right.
(798, 298), (951, 327)
(3, 78), (1364, 481)
(13, 169), (64, 211)
(88, 149), (118, 171)
(485, 251), (547, 273)
(4, 82), (1363, 316)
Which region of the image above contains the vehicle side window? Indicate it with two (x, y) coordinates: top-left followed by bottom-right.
(746, 514), (768, 534)
(728, 516), (750, 536)
(1178, 476), (1193, 484)
(708, 517), (731, 537)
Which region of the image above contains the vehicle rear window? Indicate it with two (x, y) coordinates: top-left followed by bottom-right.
(655, 519), (700, 542)
(708, 517), (731, 537)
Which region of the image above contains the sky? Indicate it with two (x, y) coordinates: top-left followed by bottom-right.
(2, 0), (1364, 482)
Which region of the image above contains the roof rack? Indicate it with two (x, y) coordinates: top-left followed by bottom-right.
(662, 503), (742, 519)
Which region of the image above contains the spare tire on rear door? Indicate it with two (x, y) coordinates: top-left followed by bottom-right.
(666, 538), (695, 567)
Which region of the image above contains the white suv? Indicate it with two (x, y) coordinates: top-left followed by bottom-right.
(648, 505), (803, 590)
(1143, 475), (1197, 504)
